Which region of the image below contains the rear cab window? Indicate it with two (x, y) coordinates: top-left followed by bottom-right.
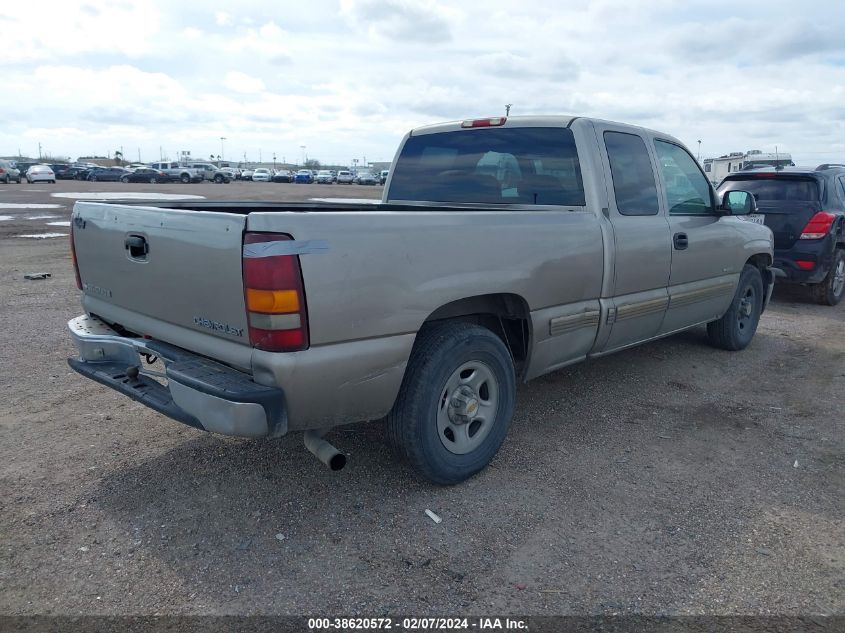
(388, 127), (585, 205)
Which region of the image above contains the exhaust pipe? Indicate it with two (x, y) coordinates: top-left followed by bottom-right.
(303, 430), (347, 471)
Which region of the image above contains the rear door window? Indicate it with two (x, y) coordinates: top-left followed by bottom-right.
(603, 132), (660, 216)
(388, 127), (585, 205)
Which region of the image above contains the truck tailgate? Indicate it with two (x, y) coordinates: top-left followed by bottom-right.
(72, 202), (250, 352)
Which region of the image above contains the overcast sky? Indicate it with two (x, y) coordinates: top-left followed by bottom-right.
(1, 0), (844, 166)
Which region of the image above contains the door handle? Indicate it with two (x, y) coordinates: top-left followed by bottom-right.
(125, 235), (148, 259)
(673, 232), (689, 250)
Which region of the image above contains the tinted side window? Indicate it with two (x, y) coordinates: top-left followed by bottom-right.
(655, 140), (714, 215)
(389, 127), (585, 206)
(603, 132), (660, 216)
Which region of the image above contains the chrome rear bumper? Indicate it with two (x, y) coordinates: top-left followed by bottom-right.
(67, 315), (287, 438)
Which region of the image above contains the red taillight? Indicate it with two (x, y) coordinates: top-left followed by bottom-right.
(70, 221), (82, 290)
(242, 232), (309, 352)
(461, 117), (507, 128)
(796, 260), (815, 270)
(800, 212), (836, 240)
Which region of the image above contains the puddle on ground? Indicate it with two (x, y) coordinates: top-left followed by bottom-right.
(51, 192), (205, 200)
(0, 203), (63, 208)
(309, 198), (381, 204)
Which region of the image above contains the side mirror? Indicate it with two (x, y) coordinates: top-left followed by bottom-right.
(720, 190), (757, 216)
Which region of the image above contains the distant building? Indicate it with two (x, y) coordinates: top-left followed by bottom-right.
(703, 150), (793, 186)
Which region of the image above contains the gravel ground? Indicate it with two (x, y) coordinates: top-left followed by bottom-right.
(0, 180), (842, 616)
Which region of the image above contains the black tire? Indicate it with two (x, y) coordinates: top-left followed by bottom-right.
(387, 322), (516, 485)
(91, 175), (97, 182)
(707, 264), (764, 351)
(214, 174), (224, 183)
(810, 249), (845, 306)
(180, 174), (190, 184)
(3, 175), (8, 184)
(120, 176), (130, 183)
(150, 177), (157, 184)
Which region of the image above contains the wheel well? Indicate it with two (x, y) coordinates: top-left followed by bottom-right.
(745, 253), (771, 271)
(422, 294), (532, 379)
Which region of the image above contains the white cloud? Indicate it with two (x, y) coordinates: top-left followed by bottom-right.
(224, 71), (266, 94)
(1, 0), (843, 167)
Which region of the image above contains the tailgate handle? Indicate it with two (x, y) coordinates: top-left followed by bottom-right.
(125, 235), (149, 259)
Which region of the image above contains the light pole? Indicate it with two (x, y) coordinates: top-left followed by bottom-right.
(273, 153), (276, 170)
(697, 140), (701, 162)
(300, 145), (306, 166)
(220, 137), (226, 163)
(505, 103), (512, 116)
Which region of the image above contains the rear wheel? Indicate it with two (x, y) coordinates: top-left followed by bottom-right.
(811, 249), (845, 306)
(387, 322), (516, 485)
(120, 176), (130, 183)
(707, 264), (763, 351)
(180, 174), (190, 184)
(214, 174), (224, 183)
(150, 177), (157, 184)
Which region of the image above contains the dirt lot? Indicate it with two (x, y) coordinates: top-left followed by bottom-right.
(0, 180), (842, 616)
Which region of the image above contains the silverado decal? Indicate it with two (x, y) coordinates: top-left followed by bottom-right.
(192, 316), (244, 337)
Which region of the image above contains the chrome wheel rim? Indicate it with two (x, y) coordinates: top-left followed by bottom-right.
(737, 285), (756, 332)
(832, 259), (845, 297)
(436, 361), (499, 455)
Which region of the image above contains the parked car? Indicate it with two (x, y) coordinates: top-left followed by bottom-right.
(188, 163), (231, 183)
(49, 164), (72, 179)
(272, 169), (293, 183)
(315, 170), (334, 184)
(121, 168), (170, 184)
(147, 162), (204, 183)
(294, 169), (313, 183)
(88, 167), (129, 182)
(240, 168), (255, 181)
(67, 115), (774, 484)
(355, 171), (378, 185)
(252, 168), (272, 182)
(57, 166), (87, 180)
(336, 170), (354, 184)
(26, 164), (56, 183)
(380, 169), (389, 185)
(220, 167), (240, 180)
(15, 162), (36, 177)
(718, 164), (845, 305)
(0, 159), (21, 183)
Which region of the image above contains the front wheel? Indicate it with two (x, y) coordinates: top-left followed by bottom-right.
(707, 264), (763, 351)
(387, 322), (516, 485)
(180, 174), (190, 184)
(214, 174), (224, 183)
(811, 249), (845, 306)
(121, 176), (130, 183)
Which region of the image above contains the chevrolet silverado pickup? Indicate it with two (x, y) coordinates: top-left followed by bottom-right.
(68, 115), (775, 484)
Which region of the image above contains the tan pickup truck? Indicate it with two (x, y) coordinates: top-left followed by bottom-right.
(68, 115), (775, 484)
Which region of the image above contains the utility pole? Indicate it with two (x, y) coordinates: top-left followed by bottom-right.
(272, 153), (276, 170)
(220, 137), (226, 162)
(38, 142), (42, 159)
(505, 103), (512, 116)
(697, 140), (701, 162)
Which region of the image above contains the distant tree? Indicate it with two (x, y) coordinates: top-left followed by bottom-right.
(209, 154), (215, 161)
(304, 158), (321, 169)
(114, 150), (123, 165)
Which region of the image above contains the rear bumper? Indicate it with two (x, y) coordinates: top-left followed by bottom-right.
(773, 237), (835, 284)
(67, 314), (287, 438)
